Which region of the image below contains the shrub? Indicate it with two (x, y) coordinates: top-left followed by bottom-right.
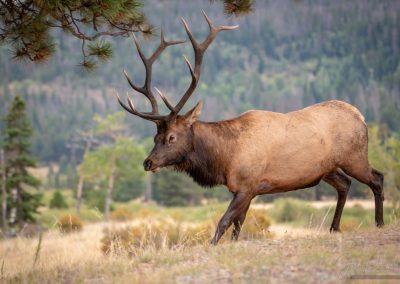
(101, 208), (272, 255)
(57, 214), (83, 233)
(101, 218), (182, 255)
(49, 191), (68, 209)
(85, 189), (114, 212)
(241, 208), (272, 239)
(111, 207), (133, 222)
(270, 198), (317, 224)
(340, 217), (361, 231)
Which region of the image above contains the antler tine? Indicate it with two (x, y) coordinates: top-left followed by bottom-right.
(201, 10), (240, 32)
(183, 55), (195, 79)
(115, 92), (136, 115)
(121, 30), (184, 121)
(171, 12), (238, 117)
(154, 87), (175, 112)
(202, 10), (213, 31)
(123, 70), (145, 94)
(149, 29), (185, 64)
(181, 18), (198, 49)
(125, 93), (166, 121)
(129, 32), (147, 64)
(161, 29), (186, 46)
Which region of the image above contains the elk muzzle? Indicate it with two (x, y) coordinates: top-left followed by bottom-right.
(143, 158), (160, 173)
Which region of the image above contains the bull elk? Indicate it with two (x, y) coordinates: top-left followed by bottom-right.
(116, 12), (384, 245)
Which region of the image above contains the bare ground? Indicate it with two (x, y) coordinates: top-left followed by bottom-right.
(1, 223), (399, 284)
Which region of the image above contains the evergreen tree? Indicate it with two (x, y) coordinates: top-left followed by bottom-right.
(0, 0), (152, 68)
(0, 0), (252, 68)
(49, 191), (68, 209)
(3, 96), (42, 231)
(153, 170), (203, 207)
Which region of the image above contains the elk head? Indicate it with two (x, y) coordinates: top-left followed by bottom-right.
(116, 12), (238, 172)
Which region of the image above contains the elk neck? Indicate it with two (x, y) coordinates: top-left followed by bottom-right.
(175, 120), (241, 187)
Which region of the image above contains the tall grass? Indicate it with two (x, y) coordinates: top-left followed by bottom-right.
(267, 198), (394, 230)
(101, 208), (272, 255)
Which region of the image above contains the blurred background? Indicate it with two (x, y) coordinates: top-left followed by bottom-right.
(0, 0), (399, 231)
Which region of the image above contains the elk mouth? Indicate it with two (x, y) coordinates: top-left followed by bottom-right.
(143, 158), (162, 173)
(151, 167), (161, 173)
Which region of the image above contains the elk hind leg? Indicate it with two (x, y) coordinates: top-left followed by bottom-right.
(369, 168), (384, 227)
(342, 164), (384, 227)
(323, 169), (351, 232)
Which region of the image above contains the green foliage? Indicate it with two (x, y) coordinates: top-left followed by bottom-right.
(2, 96), (42, 228)
(269, 198), (317, 224)
(0, 0), (252, 67)
(84, 188), (109, 213)
(88, 41), (113, 61)
(79, 124), (146, 210)
(367, 125), (400, 207)
(79, 137), (145, 187)
(49, 191), (69, 209)
(220, 0), (253, 16)
(0, 0), (150, 67)
(153, 169), (203, 207)
(0, 0), (399, 167)
(268, 198), (400, 229)
(93, 112), (126, 140)
(0, 1), (399, 207)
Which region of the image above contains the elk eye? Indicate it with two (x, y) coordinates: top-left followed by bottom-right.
(168, 134), (177, 144)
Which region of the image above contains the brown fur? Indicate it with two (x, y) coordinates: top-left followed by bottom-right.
(143, 100), (384, 245)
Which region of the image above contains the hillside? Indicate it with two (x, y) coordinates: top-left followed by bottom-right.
(0, 0), (399, 163)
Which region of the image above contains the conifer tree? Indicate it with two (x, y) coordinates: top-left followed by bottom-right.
(49, 191), (68, 209)
(3, 96), (41, 231)
(0, 0), (152, 68)
(0, 0), (252, 68)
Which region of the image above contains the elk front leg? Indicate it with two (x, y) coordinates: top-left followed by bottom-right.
(323, 169), (351, 232)
(231, 202), (251, 241)
(211, 192), (253, 246)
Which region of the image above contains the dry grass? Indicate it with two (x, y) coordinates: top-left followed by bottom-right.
(110, 207), (134, 222)
(101, 208), (272, 255)
(1, 218), (399, 283)
(57, 214), (83, 233)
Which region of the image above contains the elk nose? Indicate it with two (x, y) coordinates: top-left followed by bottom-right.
(143, 159), (153, 171)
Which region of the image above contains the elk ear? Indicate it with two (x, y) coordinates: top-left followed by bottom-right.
(182, 101), (202, 126)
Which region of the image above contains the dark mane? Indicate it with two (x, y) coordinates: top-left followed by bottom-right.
(173, 120), (243, 187)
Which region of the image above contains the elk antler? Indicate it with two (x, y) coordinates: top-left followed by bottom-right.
(117, 11), (238, 122)
(169, 11), (239, 120)
(116, 30), (184, 121)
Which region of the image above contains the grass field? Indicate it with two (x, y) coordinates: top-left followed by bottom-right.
(1, 200), (399, 283)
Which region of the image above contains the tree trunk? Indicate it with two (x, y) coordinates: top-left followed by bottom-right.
(144, 172), (152, 202)
(104, 161), (116, 222)
(1, 149), (7, 232)
(75, 138), (92, 216)
(17, 187), (23, 228)
(8, 187), (17, 236)
(76, 176), (84, 216)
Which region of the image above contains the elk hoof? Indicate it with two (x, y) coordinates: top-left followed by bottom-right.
(329, 226), (341, 233)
